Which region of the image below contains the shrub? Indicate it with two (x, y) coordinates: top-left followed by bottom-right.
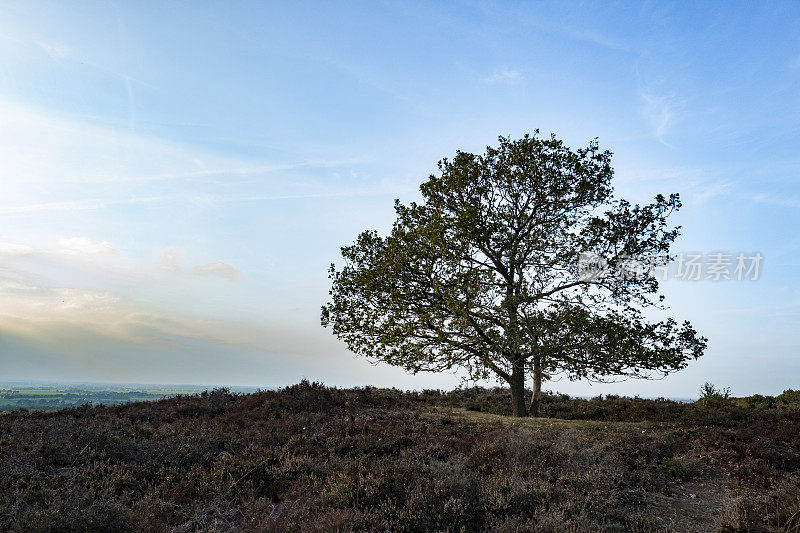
(777, 389), (800, 407)
(698, 382), (731, 404)
(661, 458), (689, 479)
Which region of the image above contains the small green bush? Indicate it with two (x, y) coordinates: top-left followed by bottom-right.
(662, 458), (688, 478)
(776, 389), (800, 407)
(697, 382), (730, 405)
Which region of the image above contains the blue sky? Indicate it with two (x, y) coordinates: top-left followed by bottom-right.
(0, 1), (799, 396)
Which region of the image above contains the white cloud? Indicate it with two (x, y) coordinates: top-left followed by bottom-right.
(32, 35), (72, 60)
(639, 90), (678, 146)
(0, 97), (371, 219)
(0, 276), (121, 330)
(160, 247), (183, 273)
(0, 265), (331, 359)
(747, 191), (800, 209)
(193, 261), (243, 281)
(689, 181), (733, 204)
(0, 242), (33, 256)
(482, 68), (523, 84)
(48, 288), (120, 313)
(0, 199), (107, 216)
(0, 97), (247, 203)
(58, 237), (119, 255)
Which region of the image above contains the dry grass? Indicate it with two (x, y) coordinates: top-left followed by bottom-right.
(0, 381), (798, 531)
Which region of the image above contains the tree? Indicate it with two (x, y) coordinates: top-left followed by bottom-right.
(321, 133), (707, 417)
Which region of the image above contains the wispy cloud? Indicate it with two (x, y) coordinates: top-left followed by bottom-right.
(745, 191), (800, 209)
(58, 237), (119, 256)
(0, 265), (327, 358)
(0, 97), (384, 222)
(688, 181), (733, 204)
(638, 89), (678, 146)
(160, 247), (183, 274)
(0, 242), (34, 256)
(0, 200), (107, 216)
(31, 35), (72, 60)
(193, 261), (243, 281)
(0, 97), (247, 187)
(0, 242), (274, 355)
(559, 26), (629, 52)
(482, 68), (523, 84)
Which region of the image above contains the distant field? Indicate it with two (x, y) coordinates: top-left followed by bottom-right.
(0, 382), (258, 411)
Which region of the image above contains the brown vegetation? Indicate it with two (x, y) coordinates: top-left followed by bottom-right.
(1, 381), (799, 531)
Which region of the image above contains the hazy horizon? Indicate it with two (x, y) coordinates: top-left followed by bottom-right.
(0, 379), (702, 402)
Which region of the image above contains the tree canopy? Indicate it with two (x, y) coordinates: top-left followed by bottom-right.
(322, 132), (706, 416)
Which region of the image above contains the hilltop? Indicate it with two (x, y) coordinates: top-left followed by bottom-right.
(1, 382), (799, 531)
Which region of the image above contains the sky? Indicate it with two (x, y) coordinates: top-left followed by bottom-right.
(0, 1), (799, 397)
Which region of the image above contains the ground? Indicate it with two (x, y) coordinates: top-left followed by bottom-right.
(0, 382), (798, 531)
(447, 409), (734, 532)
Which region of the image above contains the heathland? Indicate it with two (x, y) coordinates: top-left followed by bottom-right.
(1, 381), (799, 531)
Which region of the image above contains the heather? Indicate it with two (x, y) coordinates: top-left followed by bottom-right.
(1, 381), (799, 531)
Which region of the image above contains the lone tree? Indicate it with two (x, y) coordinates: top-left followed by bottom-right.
(322, 133), (706, 417)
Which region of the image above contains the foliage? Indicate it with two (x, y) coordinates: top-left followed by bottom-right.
(662, 458), (689, 478)
(322, 133), (706, 415)
(698, 382), (731, 404)
(777, 389), (800, 406)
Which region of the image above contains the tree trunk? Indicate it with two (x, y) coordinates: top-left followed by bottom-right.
(529, 357), (543, 417)
(510, 360), (527, 417)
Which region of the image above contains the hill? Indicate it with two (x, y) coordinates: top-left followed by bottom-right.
(1, 382), (799, 531)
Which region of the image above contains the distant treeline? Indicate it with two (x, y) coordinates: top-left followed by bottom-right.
(0, 389), (175, 411)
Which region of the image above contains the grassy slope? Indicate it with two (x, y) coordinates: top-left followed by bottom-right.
(0, 382), (799, 532)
